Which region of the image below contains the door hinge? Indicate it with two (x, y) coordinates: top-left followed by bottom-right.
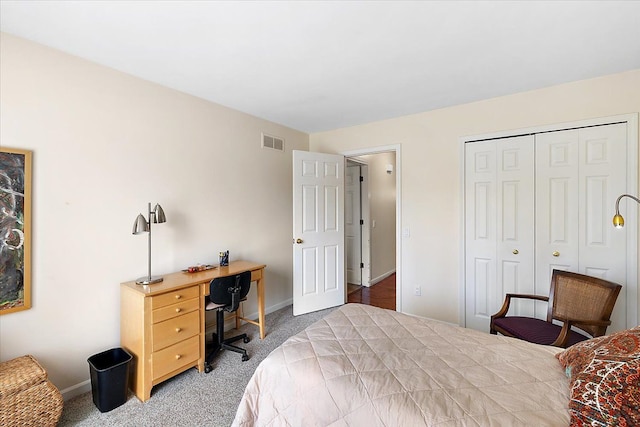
(360, 262), (364, 269)
(360, 219), (364, 225)
(359, 176), (363, 182)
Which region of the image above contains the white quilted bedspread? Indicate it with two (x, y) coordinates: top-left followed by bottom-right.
(233, 304), (570, 426)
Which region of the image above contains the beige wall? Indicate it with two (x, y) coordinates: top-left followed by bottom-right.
(0, 33), (308, 394)
(310, 69), (640, 324)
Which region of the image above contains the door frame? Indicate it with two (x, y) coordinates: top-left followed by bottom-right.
(341, 144), (402, 311)
(459, 113), (639, 328)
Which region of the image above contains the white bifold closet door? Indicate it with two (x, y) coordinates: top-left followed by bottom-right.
(465, 122), (631, 333)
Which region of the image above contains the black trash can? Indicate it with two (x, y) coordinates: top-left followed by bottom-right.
(87, 347), (132, 412)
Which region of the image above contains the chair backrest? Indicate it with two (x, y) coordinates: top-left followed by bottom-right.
(209, 271), (251, 311)
(547, 269), (622, 338)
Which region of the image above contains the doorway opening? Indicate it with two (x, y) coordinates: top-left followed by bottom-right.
(342, 146), (400, 311)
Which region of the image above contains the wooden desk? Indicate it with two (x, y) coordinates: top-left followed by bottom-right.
(120, 260), (266, 402)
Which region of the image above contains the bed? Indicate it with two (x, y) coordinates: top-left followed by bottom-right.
(232, 303), (573, 426)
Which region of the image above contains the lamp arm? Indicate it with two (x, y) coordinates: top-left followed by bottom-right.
(615, 194), (640, 212)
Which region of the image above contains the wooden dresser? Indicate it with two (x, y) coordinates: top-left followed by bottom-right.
(120, 261), (266, 402)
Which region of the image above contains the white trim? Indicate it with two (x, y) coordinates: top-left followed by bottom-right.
(60, 379), (91, 401)
(458, 138), (467, 326)
(341, 144), (402, 313)
(459, 113), (639, 328)
(461, 113), (638, 142)
(624, 114), (638, 328)
(370, 269), (396, 286)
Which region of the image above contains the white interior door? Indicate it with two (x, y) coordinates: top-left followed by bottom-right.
(345, 163), (362, 285)
(293, 150), (345, 316)
(359, 163), (371, 287)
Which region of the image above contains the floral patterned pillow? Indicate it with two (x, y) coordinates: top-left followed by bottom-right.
(556, 326), (640, 426)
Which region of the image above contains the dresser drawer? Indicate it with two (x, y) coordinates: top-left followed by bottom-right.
(153, 297), (199, 324)
(152, 335), (199, 380)
(152, 286), (200, 310)
(152, 310), (199, 351)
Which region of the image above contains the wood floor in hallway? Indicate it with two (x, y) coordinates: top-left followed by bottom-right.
(347, 273), (396, 310)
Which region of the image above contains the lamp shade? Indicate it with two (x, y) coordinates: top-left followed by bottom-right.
(613, 214), (625, 228)
(132, 214), (149, 234)
(612, 194), (640, 229)
(153, 204), (166, 223)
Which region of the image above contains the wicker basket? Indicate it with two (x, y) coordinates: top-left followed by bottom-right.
(0, 355), (63, 427)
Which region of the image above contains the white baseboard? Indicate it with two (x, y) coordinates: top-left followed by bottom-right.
(60, 379), (91, 401)
(62, 298), (294, 401)
(369, 269), (396, 286)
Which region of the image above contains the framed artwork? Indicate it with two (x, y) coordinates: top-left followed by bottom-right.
(0, 147), (32, 314)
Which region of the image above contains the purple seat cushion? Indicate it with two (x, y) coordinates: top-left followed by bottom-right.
(493, 316), (589, 347)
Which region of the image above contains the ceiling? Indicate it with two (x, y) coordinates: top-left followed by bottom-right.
(2, 1), (640, 133)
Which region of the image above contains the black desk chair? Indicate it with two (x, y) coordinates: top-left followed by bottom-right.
(204, 270), (251, 373)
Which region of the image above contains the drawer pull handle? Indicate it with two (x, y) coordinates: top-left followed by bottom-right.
(175, 308), (181, 313)
(175, 328), (182, 333)
(175, 354), (181, 360)
(552, 251), (560, 257)
(175, 295), (182, 299)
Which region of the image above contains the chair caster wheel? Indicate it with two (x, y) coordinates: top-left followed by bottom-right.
(204, 364), (213, 373)
(243, 336), (250, 343)
(242, 355), (249, 362)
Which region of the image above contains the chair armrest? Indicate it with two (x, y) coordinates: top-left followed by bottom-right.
(491, 293), (549, 320)
(550, 318), (612, 347)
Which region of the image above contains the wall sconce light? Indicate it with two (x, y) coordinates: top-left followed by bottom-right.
(132, 202), (167, 284)
(386, 164), (393, 174)
(612, 194), (640, 228)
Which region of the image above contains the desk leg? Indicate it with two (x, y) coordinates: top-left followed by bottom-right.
(257, 270), (266, 339)
(198, 283), (205, 372)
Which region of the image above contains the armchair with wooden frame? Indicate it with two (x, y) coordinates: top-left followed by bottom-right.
(490, 269), (622, 348)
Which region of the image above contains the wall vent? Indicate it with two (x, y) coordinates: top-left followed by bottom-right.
(262, 133), (284, 152)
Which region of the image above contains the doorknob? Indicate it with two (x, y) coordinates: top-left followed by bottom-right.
(552, 251), (560, 257)
(294, 238), (303, 244)
(512, 249), (519, 255)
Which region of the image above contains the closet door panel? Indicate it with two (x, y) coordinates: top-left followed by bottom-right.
(465, 142), (497, 331)
(578, 124), (628, 332)
(497, 137), (535, 317)
(465, 136), (534, 330)
(535, 130), (579, 319)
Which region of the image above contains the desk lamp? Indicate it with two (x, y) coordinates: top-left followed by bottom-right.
(612, 194), (640, 228)
(132, 202), (167, 284)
